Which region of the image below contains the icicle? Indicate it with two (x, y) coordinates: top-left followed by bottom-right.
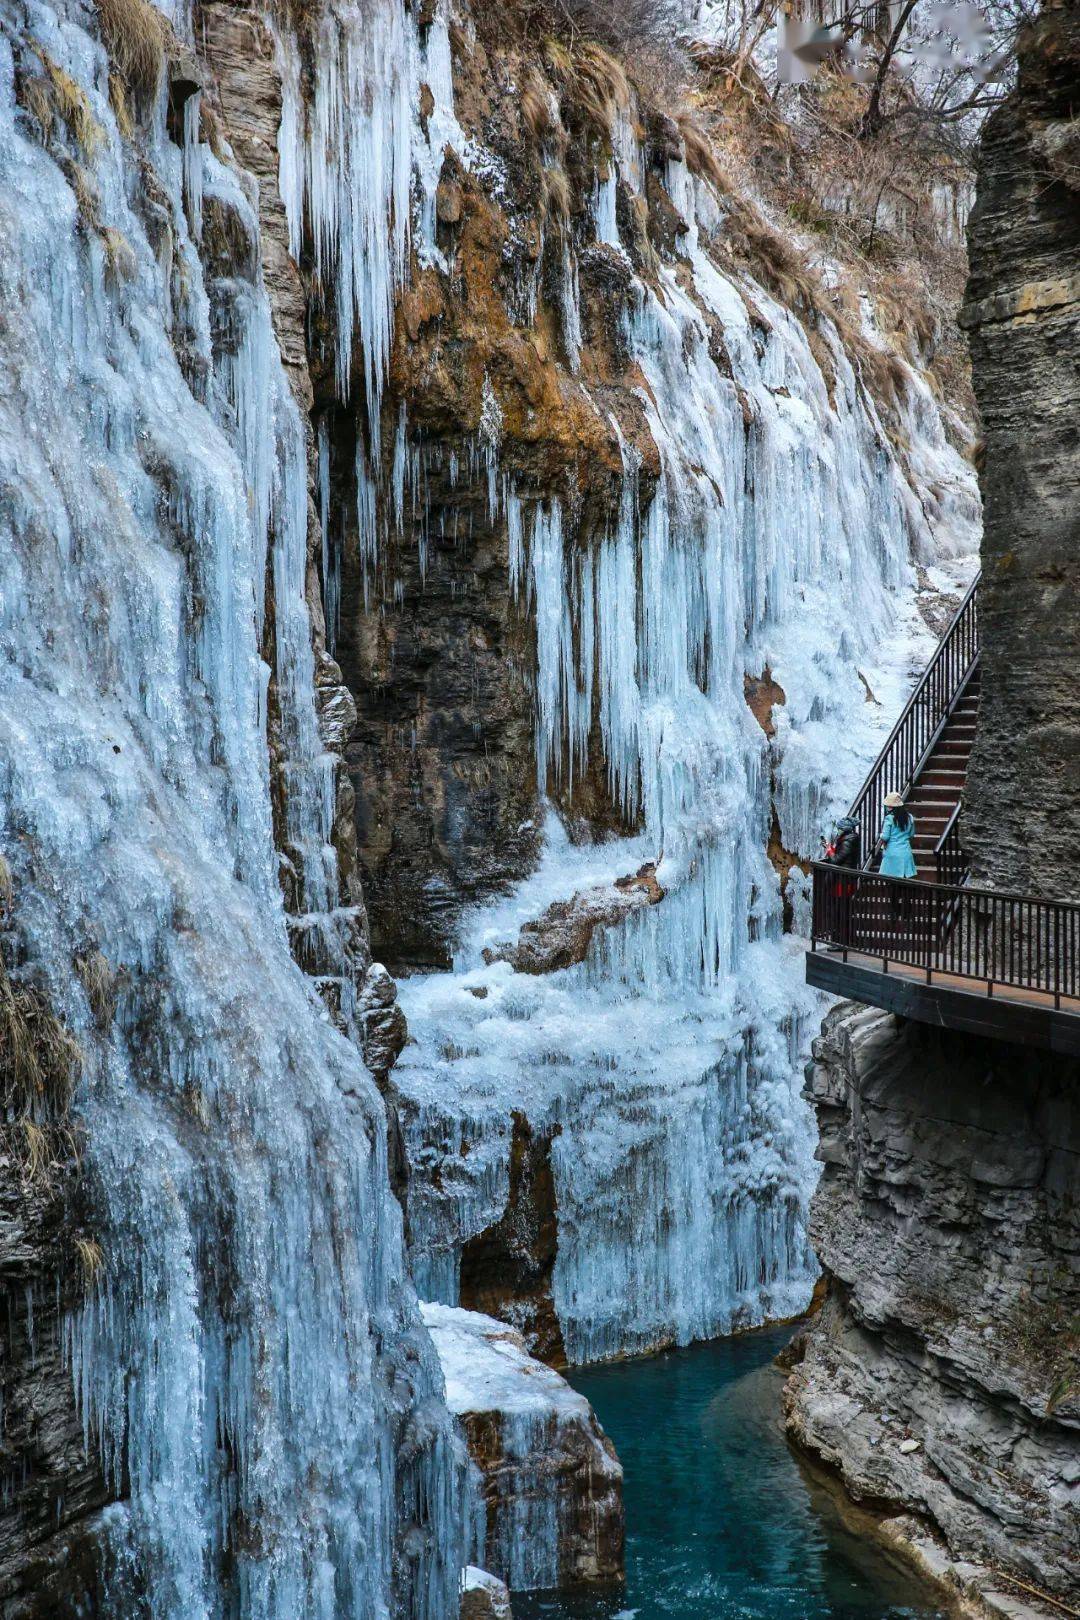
(182, 91), (203, 242)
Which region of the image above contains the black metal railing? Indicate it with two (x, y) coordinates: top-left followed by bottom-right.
(850, 573), (979, 864)
(811, 865), (1080, 1010)
(934, 801), (967, 888)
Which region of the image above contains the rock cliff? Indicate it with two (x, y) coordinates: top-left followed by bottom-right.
(0, 0), (467, 1612)
(784, 1004), (1079, 1603)
(961, 1), (1080, 896)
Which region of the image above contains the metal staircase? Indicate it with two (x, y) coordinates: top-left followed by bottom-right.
(808, 572), (1080, 1054)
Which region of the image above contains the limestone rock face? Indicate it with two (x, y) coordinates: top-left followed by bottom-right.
(422, 1304), (624, 1593)
(960, 3), (1080, 896)
(784, 1002), (1080, 1600)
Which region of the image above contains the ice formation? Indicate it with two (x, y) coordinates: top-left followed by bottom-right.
(0, 4), (462, 1613)
(274, 0), (464, 415)
(391, 120), (979, 1362)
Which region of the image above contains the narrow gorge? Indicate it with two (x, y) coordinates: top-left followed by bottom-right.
(0, 0), (1071, 1616)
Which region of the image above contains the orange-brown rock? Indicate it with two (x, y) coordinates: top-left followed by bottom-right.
(480, 865), (664, 976)
(744, 667), (787, 738)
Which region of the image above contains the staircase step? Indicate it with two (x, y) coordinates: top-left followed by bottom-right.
(917, 770), (966, 787)
(913, 787), (965, 806)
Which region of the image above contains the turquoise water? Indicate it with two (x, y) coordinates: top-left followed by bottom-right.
(514, 1326), (945, 1620)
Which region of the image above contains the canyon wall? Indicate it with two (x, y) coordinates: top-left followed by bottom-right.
(0, 1), (465, 1611)
(961, 0), (1080, 897)
(788, 8), (1080, 1605)
(357, 6), (980, 1366)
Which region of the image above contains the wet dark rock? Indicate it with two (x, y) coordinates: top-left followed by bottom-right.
(460, 1111), (566, 1366)
(0, 1152), (115, 1616)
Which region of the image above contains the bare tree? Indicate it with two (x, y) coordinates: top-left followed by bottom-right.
(550, 0), (687, 49)
(701, 0), (1036, 146)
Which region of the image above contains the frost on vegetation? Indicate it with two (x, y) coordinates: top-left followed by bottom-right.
(394, 90), (979, 1364)
(0, 6), (464, 1614)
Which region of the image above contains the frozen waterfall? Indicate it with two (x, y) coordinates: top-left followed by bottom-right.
(387, 120), (979, 1363)
(0, 3), (462, 1613)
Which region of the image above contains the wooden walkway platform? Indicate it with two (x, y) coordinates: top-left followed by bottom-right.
(807, 942), (1080, 1056)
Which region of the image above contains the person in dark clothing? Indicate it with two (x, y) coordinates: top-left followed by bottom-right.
(820, 816), (861, 947)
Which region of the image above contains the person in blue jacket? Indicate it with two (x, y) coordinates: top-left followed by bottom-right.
(878, 790), (917, 917)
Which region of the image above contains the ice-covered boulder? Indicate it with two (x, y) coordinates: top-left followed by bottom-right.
(460, 1565), (512, 1619)
(423, 1305), (624, 1592)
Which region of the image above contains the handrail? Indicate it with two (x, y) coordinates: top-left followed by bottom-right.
(934, 800), (963, 857)
(810, 862), (1080, 1011)
(849, 572), (980, 865)
(934, 800), (968, 888)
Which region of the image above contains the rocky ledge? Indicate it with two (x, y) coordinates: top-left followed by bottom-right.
(421, 1304), (624, 1593)
(783, 1003), (1079, 1604)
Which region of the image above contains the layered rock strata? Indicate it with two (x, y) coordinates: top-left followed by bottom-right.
(961, 1), (1080, 895)
(784, 1003), (1079, 1601)
(422, 1304), (624, 1592)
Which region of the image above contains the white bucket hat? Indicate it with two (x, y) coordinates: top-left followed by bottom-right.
(884, 791), (904, 809)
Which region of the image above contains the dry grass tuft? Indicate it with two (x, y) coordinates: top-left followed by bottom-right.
(522, 78), (556, 144)
(76, 948), (117, 1024)
(545, 37), (628, 146)
(19, 1119), (52, 1182)
(0, 963), (82, 1118)
(18, 73), (56, 140)
(38, 50), (105, 153)
(727, 207), (827, 322)
(100, 227), (137, 285)
(541, 165), (572, 225)
(108, 71), (134, 139)
(678, 114), (730, 193)
(74, 1235), (105, 1285)
(572, 42), (628, 135)
(97, 0), (168, 102)
(68, 161), (103, 232)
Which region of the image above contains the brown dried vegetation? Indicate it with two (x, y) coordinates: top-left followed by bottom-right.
(17, 48), (105, 154)
(97, 0), (169, 103)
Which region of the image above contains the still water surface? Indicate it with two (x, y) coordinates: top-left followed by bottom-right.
(514, 1325), (946, 1620)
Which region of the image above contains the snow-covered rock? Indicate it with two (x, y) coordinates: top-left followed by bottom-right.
(423, 1305), (624, 1592)
(461, 1565), (512, 1619)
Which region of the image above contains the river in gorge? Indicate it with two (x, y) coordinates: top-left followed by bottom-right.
(514, 1325), (947, 1620)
